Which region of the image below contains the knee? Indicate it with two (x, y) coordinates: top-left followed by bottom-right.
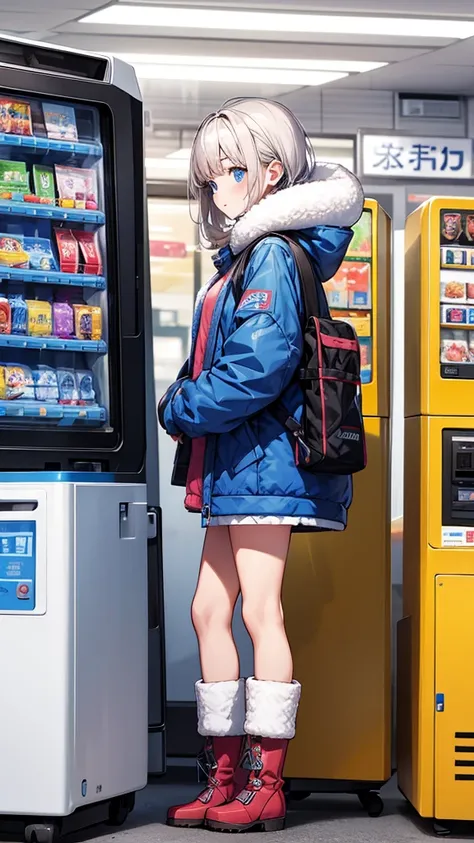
(241, 596), (284, 642)
(191, 594), (233, 636)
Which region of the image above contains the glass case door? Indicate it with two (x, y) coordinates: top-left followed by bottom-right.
(0, 92), (111, 428)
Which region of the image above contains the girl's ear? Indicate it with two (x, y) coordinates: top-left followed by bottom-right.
(263, 159), (284, 193)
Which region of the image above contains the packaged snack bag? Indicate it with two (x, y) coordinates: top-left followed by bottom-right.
(0, 297), (11, 334)
(441, 247), (467, 267)
(0, 160), (29, 195)
(442, 212), (462, 242)
(24, 237), (58, 272)
(440, 305), (474, 325)
(33, 366), (59, 403)
(441, 338), (469, 363)
(54, 229), (79, 273)
(26, 300), (52, 337)
(0, 100), (32, 136)
(33, 165), (56, 201)
(8, 293), (27, 334)
(76, 370), (96, 404)
(466, 215), (474, 242)
(440, 277), (466, 302)
(57, 369), (79, 405)
(52, 301), (74, 338)
(0, 234), (29, 268)
(2, 365), (34, 399)
(73, 304), (102, 341)
(42, 103), (78, 141)
(467, 283), (474, 301)
(74, 231), (103, 275)
(55, 165), (98, 209)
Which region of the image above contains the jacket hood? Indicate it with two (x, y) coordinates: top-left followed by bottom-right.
(229, 162), (363, 255)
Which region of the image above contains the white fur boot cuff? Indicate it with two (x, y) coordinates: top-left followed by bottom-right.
(195, 679), (246, 737)
(244, 677), (301, 740)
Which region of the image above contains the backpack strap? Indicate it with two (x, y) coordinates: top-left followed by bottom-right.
(230, 232), (321, 319)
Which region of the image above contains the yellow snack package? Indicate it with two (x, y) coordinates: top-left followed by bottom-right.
(26, 300), (52, 337)
(73, 304), (102, 341)
(0, 365), (5, 400)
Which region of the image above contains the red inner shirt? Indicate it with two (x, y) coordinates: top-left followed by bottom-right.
(185, 276), (227, 512)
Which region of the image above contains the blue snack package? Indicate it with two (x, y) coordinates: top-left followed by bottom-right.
(8, 292), (27, 334)
(76, 370), (96, 404)
(57, 368), (79, 405)
(24, 237), (58, 272)
(33, 366), (59, 403)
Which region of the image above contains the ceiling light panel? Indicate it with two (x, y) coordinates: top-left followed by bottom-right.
(81, 5), (474, 39)
(129, 64), (348, 85)
(112, 54), (387, 73)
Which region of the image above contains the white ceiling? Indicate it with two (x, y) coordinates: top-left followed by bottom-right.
(1, 0), (474, 130)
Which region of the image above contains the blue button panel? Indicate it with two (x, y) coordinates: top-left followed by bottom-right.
(0, 335), (107, 353)
(0, 132), (103, 157)
(0, 267), (106, 290)
(0, 520), (36, 611)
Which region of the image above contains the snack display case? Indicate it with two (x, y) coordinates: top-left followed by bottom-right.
(0, 54), (146, 476)
(439, 209), (474, 378)
(327, 208), (373, 384)
(0, 96), (109, 427)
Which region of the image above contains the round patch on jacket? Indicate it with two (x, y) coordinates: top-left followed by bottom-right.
(237, 289), (273, 312)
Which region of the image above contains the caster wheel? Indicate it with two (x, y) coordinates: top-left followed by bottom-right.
(25, 824), (59, 843)
(357, 791), (384, 818)
(433, 821), (451, 836)
(107, 792), (135, 827)
(287, 790), (311, 803)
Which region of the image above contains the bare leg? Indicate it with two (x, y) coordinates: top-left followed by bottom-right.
(229, 525), (292, 682)
(191, 526), (241, 682)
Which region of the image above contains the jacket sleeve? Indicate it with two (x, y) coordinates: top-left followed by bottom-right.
(161, 239), (303, 437)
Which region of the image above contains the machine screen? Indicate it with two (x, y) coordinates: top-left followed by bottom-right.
(0, 91), (111, 429)
(440, 209), (474, 379)
(326, 209), (373, 384)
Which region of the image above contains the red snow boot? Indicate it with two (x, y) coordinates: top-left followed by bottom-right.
(167, 736), (245, 828)
(205, 736), (288, 832)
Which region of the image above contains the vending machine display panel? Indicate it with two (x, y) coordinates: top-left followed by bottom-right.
(439, 209), (474, 380)
(327, 208), (373, 384)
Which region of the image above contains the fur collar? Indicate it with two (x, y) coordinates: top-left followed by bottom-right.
(229, 162), (363, 255)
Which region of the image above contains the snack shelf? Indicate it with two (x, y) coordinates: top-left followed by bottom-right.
(0, 268), (106, 289)
(0, 132), (103, 157)
(0, 335), (106, 352)
(329, 305), (371, 312)
(344, 255), (372, 263)
(441, 323), (474, 331)
(0, 400), (106, 422)
(0, 199), (105, 224)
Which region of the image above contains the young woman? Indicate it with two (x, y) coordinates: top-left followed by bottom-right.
(158, 97), (364, 833)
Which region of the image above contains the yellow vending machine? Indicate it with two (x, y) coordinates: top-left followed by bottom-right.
(283, 200), (392, 816)
(398, 198), (474, 832)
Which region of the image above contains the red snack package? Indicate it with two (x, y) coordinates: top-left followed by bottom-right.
(54, 229), (79, 274)
(73, 231), (103, 275)
(0, 298), (11, 334)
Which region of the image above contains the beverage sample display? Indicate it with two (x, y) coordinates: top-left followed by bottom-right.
(326, 209), (373, 383)
(0, 94), (109, 425)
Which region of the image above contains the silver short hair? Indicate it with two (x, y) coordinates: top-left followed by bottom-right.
(189, 97), (316, 250)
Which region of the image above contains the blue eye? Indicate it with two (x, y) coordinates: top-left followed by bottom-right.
(209, 181), (218, 194)
(232, 168), (246, 183)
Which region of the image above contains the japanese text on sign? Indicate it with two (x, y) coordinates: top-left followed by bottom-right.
(361, 135), (473, 179)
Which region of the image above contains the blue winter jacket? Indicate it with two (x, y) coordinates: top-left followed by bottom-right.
(159, 224), (354, 528)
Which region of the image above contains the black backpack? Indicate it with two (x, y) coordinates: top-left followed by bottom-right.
(233, 232), (367, 476)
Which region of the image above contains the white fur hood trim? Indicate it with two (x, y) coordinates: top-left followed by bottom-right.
(230, 162), (363, 255)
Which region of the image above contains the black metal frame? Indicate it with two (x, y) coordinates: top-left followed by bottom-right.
(0, 67), (146, 479)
